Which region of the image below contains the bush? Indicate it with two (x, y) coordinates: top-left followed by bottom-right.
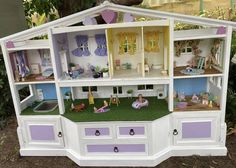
(0, 54), (14, 129)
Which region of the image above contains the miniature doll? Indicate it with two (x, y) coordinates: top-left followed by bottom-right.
(94, 100), (110, 113)
(202, 93), (209, 105)
(88, 87), (94, 105)
(208, 101), (213, 108)
(191, 93), (199, 103)
(109, 95), (120, 106)
(178, 92), (186, 102)
(132, 94), (149, 109)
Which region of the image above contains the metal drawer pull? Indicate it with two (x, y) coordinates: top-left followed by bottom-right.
(173, 129), (178, 135)
(95, 130), (100, 136)
(114, 146), (119, 153)
(129, 129), (135, 136)
(58, 131), (62, 137)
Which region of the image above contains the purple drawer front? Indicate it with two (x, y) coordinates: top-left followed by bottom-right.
(85, 128), (109, 136)
(182, 121), (211, 139)
(29, 125), (55, 141)
(119, 127), (145, 136)
(87, 144), (145, 153)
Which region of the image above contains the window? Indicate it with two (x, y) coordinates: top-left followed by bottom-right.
(181, 46), (192, 54)
(82, 86), (97, 92)
(19, 86), (31, 101)
(144, 31), (160, 53)
(113, 86), (123, 94)
(72, 35), (90, 57)
(94, 34), (107, 56)
(117, 32), (137, 55)
(137, 85), (153, 90)
(146, 85), (154, 90)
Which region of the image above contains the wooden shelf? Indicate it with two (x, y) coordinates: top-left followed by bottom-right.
(174, 28), (226, 41)
(174, 96), (220, 112)
(7, 40), (50, 52)
(14, 74), (55, 85)
(174, 66), (222, 79)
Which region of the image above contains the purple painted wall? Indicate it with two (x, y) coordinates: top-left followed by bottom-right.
(182, 121), (211, 139)
(87, 144), (145, 153)
(29, 125), (55, 141)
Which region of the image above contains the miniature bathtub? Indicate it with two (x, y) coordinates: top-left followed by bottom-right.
(132, 99), (149, 109)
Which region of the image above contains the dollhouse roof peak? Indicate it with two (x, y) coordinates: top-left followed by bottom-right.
(1, 1), (236, 42)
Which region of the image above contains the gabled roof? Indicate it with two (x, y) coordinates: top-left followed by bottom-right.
(1, 1), (236, 42)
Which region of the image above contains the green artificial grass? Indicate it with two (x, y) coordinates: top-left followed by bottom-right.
(63, 97), (170, 122)
(21, 101), (60, 115)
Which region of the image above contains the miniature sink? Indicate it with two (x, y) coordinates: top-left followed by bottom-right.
(33, 101), (58, 113)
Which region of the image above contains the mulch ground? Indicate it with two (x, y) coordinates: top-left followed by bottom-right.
(0, 116), (235, 168)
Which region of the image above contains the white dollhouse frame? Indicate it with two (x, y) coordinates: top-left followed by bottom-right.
(0, 1), (235, 167)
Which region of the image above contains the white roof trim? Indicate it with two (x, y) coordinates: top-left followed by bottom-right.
(1, 1), (236, 42)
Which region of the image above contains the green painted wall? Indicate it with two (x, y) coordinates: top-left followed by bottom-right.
(0, 0), (27, 38)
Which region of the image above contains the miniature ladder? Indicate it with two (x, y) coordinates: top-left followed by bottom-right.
(197, 57), (205, 69)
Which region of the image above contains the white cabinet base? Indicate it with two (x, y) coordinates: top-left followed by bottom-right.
(20, 148), (67, 156)
(17, 115), (228, 167)
(19, 146), (227, 167)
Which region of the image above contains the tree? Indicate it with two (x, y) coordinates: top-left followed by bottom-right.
(23, 0), (143, 20)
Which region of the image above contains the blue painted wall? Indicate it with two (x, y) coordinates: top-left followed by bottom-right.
(36, 84), (57, 100)
(174, 78), (207, 95)
(61, 87), (71, 99)
(35, 84), (71, 100)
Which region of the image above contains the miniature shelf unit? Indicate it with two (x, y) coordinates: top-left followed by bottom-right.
(0, 2), (234, 167)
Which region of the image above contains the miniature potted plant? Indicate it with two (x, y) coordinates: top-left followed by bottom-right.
(101, 68), (109, 78)
(65, 91), (71, 101)
(93, 66), (101, 78)
(127, 89), (133, 99)
(69, 63), (76, 71)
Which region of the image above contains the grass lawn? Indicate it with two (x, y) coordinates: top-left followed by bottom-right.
(63, 97), (170, 122)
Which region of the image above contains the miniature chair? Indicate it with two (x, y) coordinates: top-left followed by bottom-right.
(109, 95), (120, 106)
(144, 64), (150, 74)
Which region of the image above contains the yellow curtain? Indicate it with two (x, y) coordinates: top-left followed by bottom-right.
(145, 31), (159, 52)
(117, 33), (126, 55)
(127, 33), (136, 55)
(117, 32), (136, 55)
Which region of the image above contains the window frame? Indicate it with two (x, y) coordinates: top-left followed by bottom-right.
(82, 86), (97, 92)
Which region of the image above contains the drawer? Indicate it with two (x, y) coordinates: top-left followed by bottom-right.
(86, 144), (146, 154)
(83, 127), (111, 138)
(117, 126), (146, 138)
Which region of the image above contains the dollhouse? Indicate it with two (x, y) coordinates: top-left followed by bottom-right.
(1, 1), (236, 167)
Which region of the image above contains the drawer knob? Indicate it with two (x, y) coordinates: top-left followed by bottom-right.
(58, 131), (63, 137)
(114, 146), (119, 153)
(129, 129), (135, 136)
(95, 130), (100, 136)
(173, 129), (178, 135)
